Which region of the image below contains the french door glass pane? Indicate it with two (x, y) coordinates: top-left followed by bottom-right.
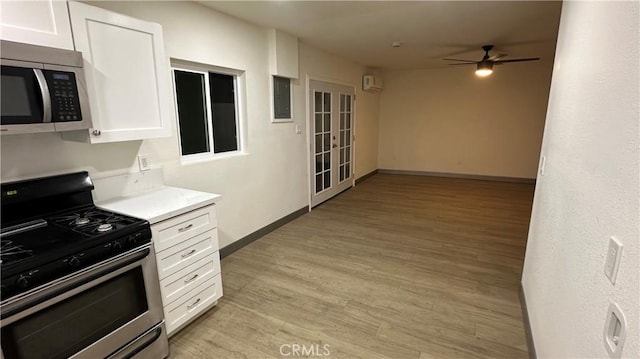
(315, 114), (322, 133)
(323, 133), (330, 151)
(315, 154), (322, 173)
(315, 92), (322, 111)
(314, 91), (332, 194)
(323, 114), (330, 132)
(339, 94), (352, 182)
(323, 93), (331, 112)
(174, 70), (209, 156)
(315, 174), (323, 193)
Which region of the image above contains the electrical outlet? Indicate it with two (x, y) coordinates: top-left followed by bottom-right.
(604, 302), (627, 358)
(137, 154), (151, 172)
(604, 236), (623, 284)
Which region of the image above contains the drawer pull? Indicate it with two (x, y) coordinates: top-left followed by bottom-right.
(181, 249), (196, 258)
(184, 274), (199, 283)
(178, 224), (193, 232)
(187, 298), (201, 309)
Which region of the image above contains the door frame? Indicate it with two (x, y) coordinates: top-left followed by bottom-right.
(305, 74), (357, 210)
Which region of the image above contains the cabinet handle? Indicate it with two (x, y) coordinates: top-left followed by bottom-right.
(181, 249), (196, 258)
(184, 274), (199, 283)
(92, 129), (101, 136)
(178, 224), (193, 232)
(187, 298), (201, 309)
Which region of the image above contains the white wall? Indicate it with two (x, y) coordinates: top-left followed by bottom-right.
(522, 1), (639, 358)
(378, 54), (554, 179)
(0, 1), (379, 248)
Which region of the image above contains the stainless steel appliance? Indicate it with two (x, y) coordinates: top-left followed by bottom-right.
(0, 40), (91, 135)
(0, 172), (169, 359)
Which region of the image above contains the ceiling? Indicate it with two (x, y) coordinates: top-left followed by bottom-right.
(198, 1), (562, 70)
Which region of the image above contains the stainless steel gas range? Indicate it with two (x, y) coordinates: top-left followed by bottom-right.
(0, 172), (169, 359)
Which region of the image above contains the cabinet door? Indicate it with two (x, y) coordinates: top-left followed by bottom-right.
(66, 2), (172, 143)
(0, 0), (73, 50)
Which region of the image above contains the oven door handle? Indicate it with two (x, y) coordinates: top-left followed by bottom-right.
(107, 324), (165, 359)
(1, 246), (151, 320)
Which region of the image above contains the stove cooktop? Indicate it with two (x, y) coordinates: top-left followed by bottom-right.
(0, 206), (151, 301)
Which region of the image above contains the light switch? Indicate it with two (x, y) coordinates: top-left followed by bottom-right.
(604, 236), (623, 284)
(604, 302), (627, 358)
(539, 155), (546, 176)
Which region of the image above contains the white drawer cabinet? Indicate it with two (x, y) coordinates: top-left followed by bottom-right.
(164, 274), (223, 334)
(96, 186), (223, 337)
(152, 205), (217, 253)
(160, 256), (221, 305)
(151, 204), (222, 336)
(155, 231), (218, 280)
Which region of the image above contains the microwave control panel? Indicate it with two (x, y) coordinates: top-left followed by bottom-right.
(43, 70), (83, 122)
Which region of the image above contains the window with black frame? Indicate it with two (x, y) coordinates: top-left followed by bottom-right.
(173, 65), (241, 160)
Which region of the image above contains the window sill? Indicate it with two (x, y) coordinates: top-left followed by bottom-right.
(272, 118), (293, 123)
(180, 151), (248, 166)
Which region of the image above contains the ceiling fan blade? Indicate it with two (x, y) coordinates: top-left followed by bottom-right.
(494, 57), (540, 64)
(443, 58), (478, 63)
(489, 53), (508, 61)
(448, 63), (478, 66)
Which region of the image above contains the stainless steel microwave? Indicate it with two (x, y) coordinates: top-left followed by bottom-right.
(0, 40), (91, 135)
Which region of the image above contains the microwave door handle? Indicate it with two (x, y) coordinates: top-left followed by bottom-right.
(33, 69), (52, 123)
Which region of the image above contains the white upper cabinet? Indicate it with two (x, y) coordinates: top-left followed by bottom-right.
(0, 0), (74, 50)
(63, 1), (172, 143)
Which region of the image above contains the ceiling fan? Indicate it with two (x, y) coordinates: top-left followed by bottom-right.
(444, 45), (540, 77)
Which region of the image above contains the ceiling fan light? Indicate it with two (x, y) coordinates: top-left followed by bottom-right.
(475, 61), (493, 77)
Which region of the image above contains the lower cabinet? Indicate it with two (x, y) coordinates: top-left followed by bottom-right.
(151, 204), (223, 336)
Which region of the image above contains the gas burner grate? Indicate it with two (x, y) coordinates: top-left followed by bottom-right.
(1, 240), (34, 266)
(49, 208), (137, 236)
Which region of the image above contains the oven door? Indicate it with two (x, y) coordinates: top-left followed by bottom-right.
(0, 244), (168, 359)
(0, 61), (53, 134)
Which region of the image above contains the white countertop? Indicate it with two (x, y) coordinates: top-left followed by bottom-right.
(98, 186), (221, 224)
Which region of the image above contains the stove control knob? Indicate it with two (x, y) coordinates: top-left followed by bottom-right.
(112, 241), (122, 250)
(128, 235), (139, 246)
(68, 256), (81, 267)
(16, 275), (30, 288)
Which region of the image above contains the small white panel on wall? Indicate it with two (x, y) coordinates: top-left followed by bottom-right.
(268, 29), (299, 79)
(0, 0), (74, 50)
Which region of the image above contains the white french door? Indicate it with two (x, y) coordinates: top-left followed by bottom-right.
(309, 80), (355, 207)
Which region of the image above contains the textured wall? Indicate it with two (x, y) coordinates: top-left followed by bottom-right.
(522, 1), (639, 357)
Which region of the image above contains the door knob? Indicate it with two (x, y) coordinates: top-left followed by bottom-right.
(332, 143), (338, 148)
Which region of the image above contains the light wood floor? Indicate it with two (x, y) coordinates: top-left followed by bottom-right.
(169, 174), (535, 358)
